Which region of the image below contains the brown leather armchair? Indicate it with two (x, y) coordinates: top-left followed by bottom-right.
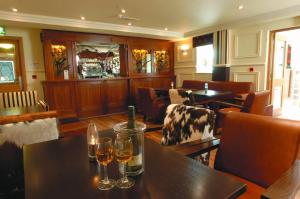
(217, 90), (272, 116)
(137, 87), (169, 122)
(214, 112), (300, 198)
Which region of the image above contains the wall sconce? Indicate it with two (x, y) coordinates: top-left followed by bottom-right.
(180, 44), (190, 56)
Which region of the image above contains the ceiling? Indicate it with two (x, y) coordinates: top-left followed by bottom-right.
(0, 0), (300, 39)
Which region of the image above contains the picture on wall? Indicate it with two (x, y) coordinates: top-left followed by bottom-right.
(0, 61), (15, 83)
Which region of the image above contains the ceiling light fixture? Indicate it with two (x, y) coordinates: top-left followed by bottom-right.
(238, 4), (244, 10)
(121, 9), (126, 14)
(0, 43), (14, 49)
(128, 22), (132, 26)
(81, 16), (85, 20)
(12, 8), (18, 12)
(164, 27), (168, 31)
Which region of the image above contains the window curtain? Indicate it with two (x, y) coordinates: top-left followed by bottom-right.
(213, 30), (228, 66)
(192, 33), (213, 48)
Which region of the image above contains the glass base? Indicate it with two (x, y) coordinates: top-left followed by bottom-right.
(98, 179), (116, 190)
(116, 177), (134, 189)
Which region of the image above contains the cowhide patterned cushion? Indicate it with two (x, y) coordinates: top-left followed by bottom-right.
(161, 104), (215, 165)
(169, 89), (195, 106)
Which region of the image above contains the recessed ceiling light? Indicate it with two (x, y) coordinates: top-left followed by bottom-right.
(128, 22), (132, 26)
(81, 16), (85, 20)
(164, 27), (168, 31)
(121, 9), (126, 14)
(238, 4), (244, 10)
(12, 8), (18, 12)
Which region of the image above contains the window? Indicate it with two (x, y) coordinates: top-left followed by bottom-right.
(196, 44), (214, 73)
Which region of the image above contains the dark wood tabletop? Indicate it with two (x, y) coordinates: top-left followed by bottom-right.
(154, 88), (233, 100)
(261, 160), (300, 199)
(192, 90), (232, 100)
(23, 131), (246, 199)
(0, 106), (43, 117)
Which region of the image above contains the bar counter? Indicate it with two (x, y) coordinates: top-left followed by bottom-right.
(42, 75), (174, 118)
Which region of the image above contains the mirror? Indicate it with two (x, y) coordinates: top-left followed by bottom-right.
(76, 42), (120, 79)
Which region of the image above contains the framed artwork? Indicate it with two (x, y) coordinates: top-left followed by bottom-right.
(0, 61), (15, 83)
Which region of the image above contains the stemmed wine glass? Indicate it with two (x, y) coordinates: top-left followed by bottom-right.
(95, 137), (115, 190)
(114, 134), (134, 189)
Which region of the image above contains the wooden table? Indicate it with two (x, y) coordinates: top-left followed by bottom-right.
(0, 106), (43, 117)
(154, 88), (233, 102)
(24, 130), (246, 199)
(192, 90), (232, 101)
(261, 160), (300, 199)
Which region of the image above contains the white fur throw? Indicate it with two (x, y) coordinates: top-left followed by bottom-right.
(0, 118), (59, 148)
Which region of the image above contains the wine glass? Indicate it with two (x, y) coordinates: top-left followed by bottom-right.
(114, 135), (134, 189)
(95, 137), (115, 190)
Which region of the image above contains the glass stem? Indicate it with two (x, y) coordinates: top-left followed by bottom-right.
(122, 163), (128, 183)
(103, 165), (109, 184)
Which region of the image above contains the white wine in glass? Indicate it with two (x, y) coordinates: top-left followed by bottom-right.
(114, 135), (134, 189)
(95, 137), (115, 190)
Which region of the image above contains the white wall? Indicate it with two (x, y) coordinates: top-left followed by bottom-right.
(4, 27), (45, 99)
(174, 38), (212, 87)
(174, 16), (300, 90)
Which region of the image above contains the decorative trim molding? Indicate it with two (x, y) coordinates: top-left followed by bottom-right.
(234, 31), (262, 59)
(174, 66), (196, 69)
(233, 71), (260, 91)
(176, 73), (195, 86)
(26, 69), (45, 72)
(230, 63), (265, 67)
(0, 11), (183, 39)
(184, 5), (300, 38)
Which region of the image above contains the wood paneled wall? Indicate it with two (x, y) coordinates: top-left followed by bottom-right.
(42, 30), (175, 118)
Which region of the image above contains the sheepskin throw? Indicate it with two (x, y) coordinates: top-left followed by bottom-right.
(0, 118), (59, 148)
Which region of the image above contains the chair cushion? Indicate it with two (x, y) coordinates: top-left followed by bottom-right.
(218, 107), (241, 114)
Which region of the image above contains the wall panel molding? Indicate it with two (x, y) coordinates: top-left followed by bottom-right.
(233, 71), (260, 91)
(230, 63), (265, 67)
(234, 31), (262, 59)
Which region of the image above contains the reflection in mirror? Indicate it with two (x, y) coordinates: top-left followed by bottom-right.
(132, 49), (152, 73)
(0, 43), (16, 83)
(76, 42), (120, 79)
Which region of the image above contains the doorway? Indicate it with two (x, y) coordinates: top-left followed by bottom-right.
(0, 36), (27, 92)
(268, 28), (300, 120)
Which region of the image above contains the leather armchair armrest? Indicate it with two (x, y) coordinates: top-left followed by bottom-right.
(169, 137), (220, 158)
(261, 160), (300, 199)
(214, 100), (244, 109)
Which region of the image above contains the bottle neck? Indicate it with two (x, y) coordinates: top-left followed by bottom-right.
(127, 106), (136, 129)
